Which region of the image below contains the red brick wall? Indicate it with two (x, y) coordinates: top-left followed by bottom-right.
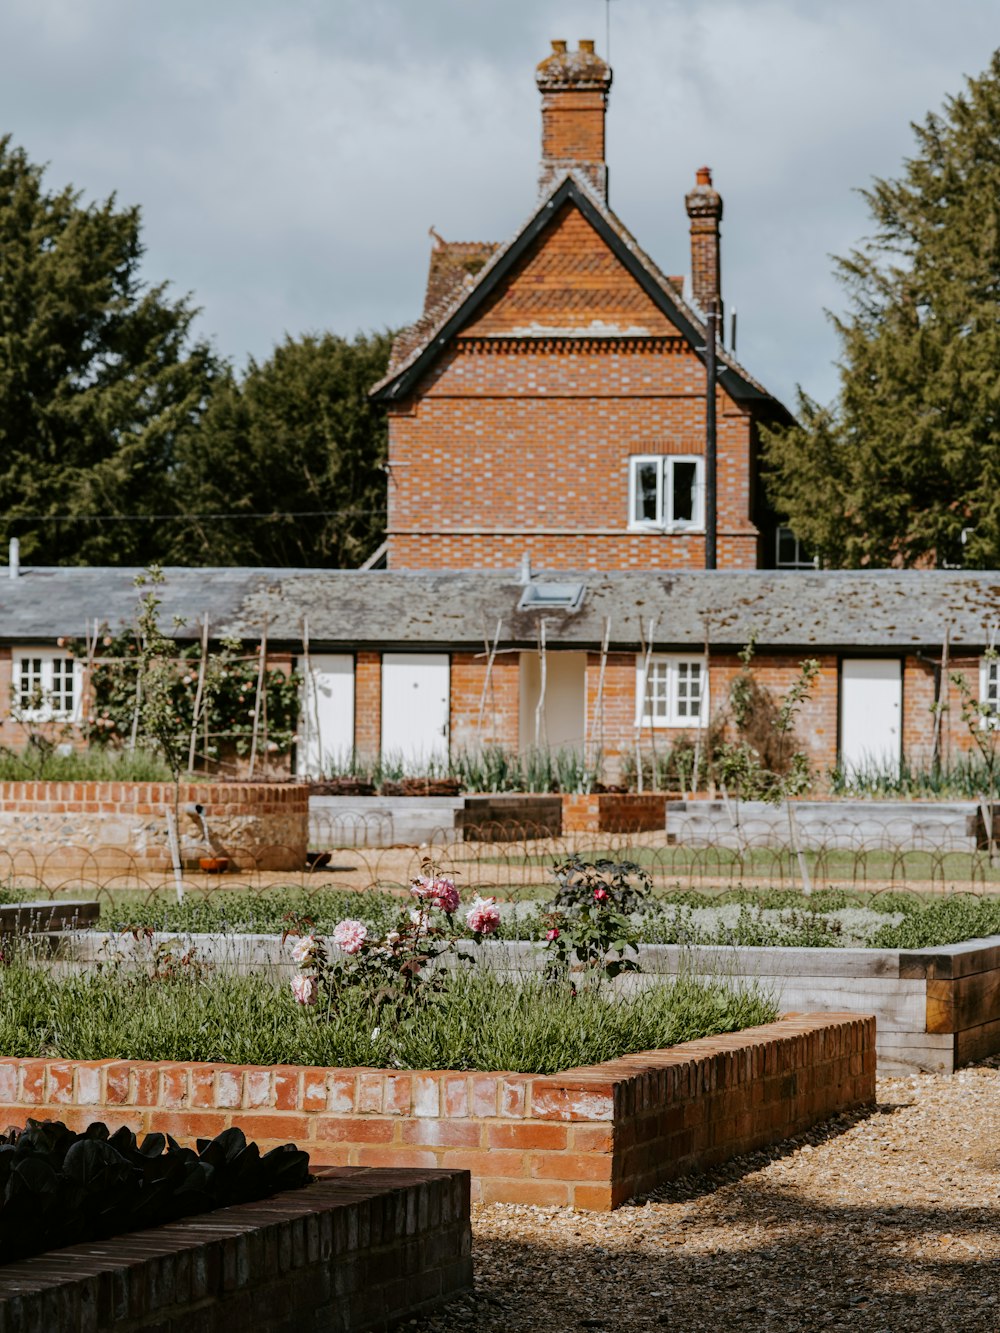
(450, 651), (520, 750)
(0, 1014), (874, 1212)
(0, 781), (307, 874)
(354, 652), (381, 756)
(386, 203), (760, 572)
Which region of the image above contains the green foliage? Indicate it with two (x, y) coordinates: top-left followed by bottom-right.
(74, 570), (299, 766)
(763, 52), (1000, 567)
(0, 136), (222, 566)
(867, 896), (1000, 949)
(542, 856), (651, 983)
(0, 1119), (309, 1263)
(0, 956), (777, 1074)
(323, 744), (603, 793)
(170, 332), (392, 567)
(715, 639), (819, 801)
(0, 746), (168, 782)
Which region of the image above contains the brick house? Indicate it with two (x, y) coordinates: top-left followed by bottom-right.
(1, 45), (993, 790)
(1, 565), (997, 786)
(371, 40), (794, 573)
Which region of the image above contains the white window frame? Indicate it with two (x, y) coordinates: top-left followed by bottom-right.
(980, 656), (1000, 719)
(12, 650), (83, 721)
(628, 455), (704, 532)
(636, 654), (708, 728)
(775, 526), (817, 569)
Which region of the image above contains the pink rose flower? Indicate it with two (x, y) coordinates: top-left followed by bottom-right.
(465, 895), (501, 935)
(593, 887), (610, 904)
(291, 974), (317, 1005)
(290, 934), (316, 963)
(410, 875), (460, 914)
(332, 919), (368, 954)
(546, 927), (560, 941)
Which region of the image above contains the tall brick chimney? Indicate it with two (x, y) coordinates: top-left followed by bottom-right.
(685, 166), (723, 322)
(536, 39), (612, 201)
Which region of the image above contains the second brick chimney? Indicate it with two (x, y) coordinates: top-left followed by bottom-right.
(536, 39), (613, 201)
(685, 166), (723, 323)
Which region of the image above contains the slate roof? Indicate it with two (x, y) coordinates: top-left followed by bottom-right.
(370, 174), (786, 413)
(4, 566), (1000, 653)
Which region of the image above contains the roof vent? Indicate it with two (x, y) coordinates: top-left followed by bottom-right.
(517, 581), (586, 612)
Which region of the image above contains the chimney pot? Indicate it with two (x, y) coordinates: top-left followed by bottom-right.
(9, 537), (19, 580)
(685, 166), (724, 323)
(536, 39), (612, 202)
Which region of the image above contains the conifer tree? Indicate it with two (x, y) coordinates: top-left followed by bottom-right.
(0, 136), (222, 565)
(169, 332), (391, 568)
(763, 51), (1000, 568)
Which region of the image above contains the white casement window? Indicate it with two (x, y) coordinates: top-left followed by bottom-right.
(636, 655), (708, 727)
(13, 651), (82, 719)
(776, 526), (817, 569)
(628, 455), (704, 531)
(980, 657), (1000, 716)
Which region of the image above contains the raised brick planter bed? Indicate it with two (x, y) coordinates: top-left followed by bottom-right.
(0, 781), (307, 874)
(0, 1014), (874, 1211)
(562, 793), (671, 833)
(0, 1166), (471, 1332)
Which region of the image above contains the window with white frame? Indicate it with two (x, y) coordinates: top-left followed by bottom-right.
(628, 456), (703, 531)
(637, 655), (708, 727)
(980, 656), (1000, 715)
(13, 651), (81, 719)
(775, 526), (817, 569)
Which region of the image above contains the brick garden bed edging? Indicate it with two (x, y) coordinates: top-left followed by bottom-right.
(0, 1166), (471, 1333)
(0, 1014), (875, 1212)
(0, 780), (307, 874)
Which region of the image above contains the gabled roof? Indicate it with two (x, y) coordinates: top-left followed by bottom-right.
(371, 173), (788, 414)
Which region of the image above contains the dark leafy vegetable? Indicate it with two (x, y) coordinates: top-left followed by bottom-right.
(0, 1120), (310, 1263)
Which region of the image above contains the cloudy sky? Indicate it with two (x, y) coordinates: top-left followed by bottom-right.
(3, 0), (998, 407)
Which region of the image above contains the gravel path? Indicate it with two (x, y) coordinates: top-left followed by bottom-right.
(416, 1061), (1000, 1332)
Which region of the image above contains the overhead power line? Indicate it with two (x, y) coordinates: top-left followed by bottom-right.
(1, 509), (383, 524)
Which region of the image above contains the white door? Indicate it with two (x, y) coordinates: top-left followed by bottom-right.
(296, 654), (355, 776)
(381, 654), (450, 769)
(840, 659), (902, 777)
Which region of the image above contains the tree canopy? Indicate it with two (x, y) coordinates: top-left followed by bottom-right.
(0, 135), (223, 565)
(168, 331), (392, 568)
(0, 136), (391, 569)
(763, 51), (1000, 568)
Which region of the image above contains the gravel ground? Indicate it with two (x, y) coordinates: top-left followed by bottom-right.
(415, 1060), (1000, 1332)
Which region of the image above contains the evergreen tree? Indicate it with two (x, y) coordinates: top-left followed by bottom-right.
(170, 332), (391, 567)
(763, 51), (1000, 568)
(0, 136), (223, 565)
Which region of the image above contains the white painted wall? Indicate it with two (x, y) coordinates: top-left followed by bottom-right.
(519, 650), (587, 750)
(381, 653), (450, 769)
(296, 654), (355, 777)
(840, 658), (902, 776)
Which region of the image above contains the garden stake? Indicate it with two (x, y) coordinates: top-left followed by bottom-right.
(534, 618), (548, 748)
(165, 806), (185, 905)
(786, 798), (812, 895)
(248, 621), (268, 778)
(187, 614), (209, 774)
(302, 615), (324, 776)
(476, 618), (503, 743)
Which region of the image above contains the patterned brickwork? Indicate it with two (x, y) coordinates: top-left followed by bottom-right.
(386, 204), (759, 573)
